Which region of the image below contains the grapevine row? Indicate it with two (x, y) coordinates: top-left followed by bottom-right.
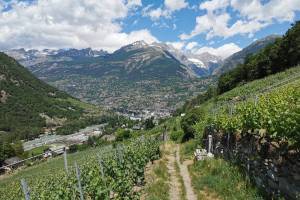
(0, 137), (160, 200)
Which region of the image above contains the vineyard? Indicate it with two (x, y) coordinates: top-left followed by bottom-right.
(191, 66), (300, 141)
(212, 82), (299, 144)
(0, 137), (160, 200)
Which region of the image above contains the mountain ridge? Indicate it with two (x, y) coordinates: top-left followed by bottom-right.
(0, 52), (102, 141)
(4, 42), (216, 113)
(213, 35), (280, 75)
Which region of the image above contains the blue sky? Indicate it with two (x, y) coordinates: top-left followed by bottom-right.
(0, 0), (300, 58)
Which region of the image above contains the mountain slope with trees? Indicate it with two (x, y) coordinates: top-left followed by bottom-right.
(213, 35), (279, 76)
(0, 53), (104, 164)
(218, 21), (300, 94)
(6, 42), (215, 113)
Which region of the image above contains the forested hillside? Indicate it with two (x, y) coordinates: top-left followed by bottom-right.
(218, 21), (300, 94)
(0, 53), (105, 164)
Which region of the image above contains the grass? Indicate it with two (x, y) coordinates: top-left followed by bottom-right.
(180, 139), (199, 162)
(144, 142), (186, 200)
(174, 158), (186, 200)
(26, 145), (49, 157)
(144, 152), (169, 200)
(189, 159), (263, 200)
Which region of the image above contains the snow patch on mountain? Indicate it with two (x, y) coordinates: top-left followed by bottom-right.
(187, 58), (205, 68)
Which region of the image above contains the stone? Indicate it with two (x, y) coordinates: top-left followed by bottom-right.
(268, 179), (279, 189)
(260, 138), (267, 144)
(132, 186), (142, 193)
(259, 129), (267, 137)
(278, 177), (300, 199)
(271, 141), (280, 149)
(292, 173), (300, 181)
(0, 90), (9, 103)
(254, 176), (264, 188)
(288, 150), (297, 156)
(267, 170), (278, 182)
(110, 191), (118, 199)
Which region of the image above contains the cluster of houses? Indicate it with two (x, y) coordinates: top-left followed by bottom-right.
(1, 124), (105, 175)
(0, 145), (68, 174)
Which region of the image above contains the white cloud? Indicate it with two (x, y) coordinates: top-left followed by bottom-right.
(165, 0), (188, 12)
(0, 0), (158, 52)
(194, 43), (241, 59)
(180, 12), (232, 40)
(172, 23), (177, 30)
(127, 0), (142, 8)
(199, 0), (229, 12)
(146, 7), (168, 21)
(185, 42), (198, 50)
(181, 0), (300, 40)
(166, 41), (186, 50)
(231, 0), (300, 22)
(143, 0), (188, 21)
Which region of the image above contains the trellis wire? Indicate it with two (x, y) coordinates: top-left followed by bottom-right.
(21, 178), (30, 200)
(117, 145), (124, 164)
(97, 155), (105, 178)
(64, 150), (69, 175)
(75, 162), (84, 200)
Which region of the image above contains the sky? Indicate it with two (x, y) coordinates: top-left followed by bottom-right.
(0, 0), (300, 59)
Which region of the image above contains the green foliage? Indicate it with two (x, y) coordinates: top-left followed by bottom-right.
(27, 146), (49, 157)
(0, 53), (90, 141)
(189, 159), (262, 199)
(144, 117), (155, 130)
(212, 83), (300, 145)
(0, 139), (15, 165)
(170, 130), (184, 142)
(116, 129), (132, 141)
(218, 21), (300, 94)
(181, 109), (203, 141)
(179, 139), (199, 161)
(0, 136), (25, 164)
(186, 65), (300, 147)
(0, 137), (160, 199)
(176, 86), (218, 114)
(11, 141), (24, 157)
(144, 154), (169, 200)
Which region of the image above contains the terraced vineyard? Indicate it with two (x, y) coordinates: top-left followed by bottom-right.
(188, 66), (300, 139)
(212, 82), (299, 143)
(0, 137), (160, 200)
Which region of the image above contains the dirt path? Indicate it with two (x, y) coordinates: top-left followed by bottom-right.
(166, 144), (181, 200)
(175, 145), (197, 200)
(142, 143), (198, 200)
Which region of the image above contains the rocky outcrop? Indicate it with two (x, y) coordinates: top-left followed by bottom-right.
(0, 90), (9, 103)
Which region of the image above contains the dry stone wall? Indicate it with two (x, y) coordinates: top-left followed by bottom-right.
(203, 127), (300, 199)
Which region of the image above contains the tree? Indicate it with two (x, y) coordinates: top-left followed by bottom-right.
(0, 140), (15, 165)
(217, 21), (300, 94)
(144, 117), (155, 130)
(181, 109), (202, 142)
(116, 129), (131, 141)
(11, 140), (24, 157)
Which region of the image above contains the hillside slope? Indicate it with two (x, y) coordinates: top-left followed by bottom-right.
(213, 35), (279, 75)
(218, 22), (300, 93)
(6, 42), (215, 114)
(0, 53), (100, 141)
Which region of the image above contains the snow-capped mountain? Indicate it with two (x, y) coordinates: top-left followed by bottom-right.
(151, 42), (222, 76)
(4, 41), (223, 77)
(4, 41), (216, 112)
(5, 48), (108, 66)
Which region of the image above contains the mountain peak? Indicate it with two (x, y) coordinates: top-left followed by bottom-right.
(131, 40), (148, 47)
